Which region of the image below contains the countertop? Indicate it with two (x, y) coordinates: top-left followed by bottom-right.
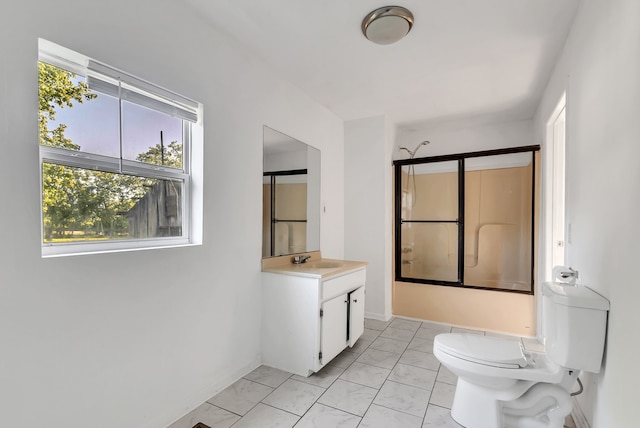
(262, 258), (367, 279)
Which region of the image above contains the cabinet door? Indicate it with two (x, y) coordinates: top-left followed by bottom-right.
(320, 293), (348, 366)
(348, 286), (365, 347)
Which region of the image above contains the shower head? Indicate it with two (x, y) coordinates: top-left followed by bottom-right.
(399, 140), (431, 158)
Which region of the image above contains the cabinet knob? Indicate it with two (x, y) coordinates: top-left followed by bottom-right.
(353, 299), (358, 303)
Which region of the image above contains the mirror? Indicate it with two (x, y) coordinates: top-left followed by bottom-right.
(263, 126), (320, 258)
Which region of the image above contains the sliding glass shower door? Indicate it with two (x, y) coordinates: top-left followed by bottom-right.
(463, 153), (534, 292)
(399, 161), (460, 283)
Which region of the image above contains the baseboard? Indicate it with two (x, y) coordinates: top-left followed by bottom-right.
(571, 396), (590, 428)
(364, 311), (391, 321)
(208, 355), (263, 399)
(166, 355), (262, 427)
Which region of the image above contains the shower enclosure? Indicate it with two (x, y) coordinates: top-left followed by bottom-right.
(394, 146), (539, 293)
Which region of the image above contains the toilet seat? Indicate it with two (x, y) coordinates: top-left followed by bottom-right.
(435, 334), (528, 369)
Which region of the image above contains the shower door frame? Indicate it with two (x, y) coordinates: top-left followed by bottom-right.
(393, 145), (540, 294)
(263, 168), (308, 257)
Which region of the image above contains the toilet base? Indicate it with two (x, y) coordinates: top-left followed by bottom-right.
(450, 378), (573, 428)
(451, 378), (499, 427)
(502, 383), (573, 428)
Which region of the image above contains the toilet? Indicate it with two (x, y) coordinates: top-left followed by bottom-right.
(433, 282), (609, 428)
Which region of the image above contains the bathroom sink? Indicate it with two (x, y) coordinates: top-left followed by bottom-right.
(305, 261), (344, 269)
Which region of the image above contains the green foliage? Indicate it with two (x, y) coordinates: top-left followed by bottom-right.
(39, 62), (181, 242)
(41, 163), (153, 241)
(38, 62), (94, 150)
(137, 140), (183, 169)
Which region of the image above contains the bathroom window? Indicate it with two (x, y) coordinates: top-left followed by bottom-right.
(38, 39), (201, 257)
(394, 146), (539, 294)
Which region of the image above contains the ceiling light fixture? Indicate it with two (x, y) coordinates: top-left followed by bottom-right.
(362, 6), (414, 45)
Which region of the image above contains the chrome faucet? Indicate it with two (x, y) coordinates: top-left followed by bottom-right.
(292, 255), (311, 264)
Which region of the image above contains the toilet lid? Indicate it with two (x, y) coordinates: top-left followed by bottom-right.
(435, 333), (528, 369)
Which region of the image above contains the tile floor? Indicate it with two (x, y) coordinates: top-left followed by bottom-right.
(168, 318), (577, 428)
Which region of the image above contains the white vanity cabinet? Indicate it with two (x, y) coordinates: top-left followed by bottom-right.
(262, 265), (366, 377)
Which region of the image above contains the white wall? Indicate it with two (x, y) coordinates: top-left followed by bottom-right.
(533, 0), (640, 426)
(344, 117), (395, 320)
(396, 119), (534, 160)
(0, 1), (343, 427)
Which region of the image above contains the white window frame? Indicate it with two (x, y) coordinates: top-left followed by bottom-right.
(38, 39), (202, 257)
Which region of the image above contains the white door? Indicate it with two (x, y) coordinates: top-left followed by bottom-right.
(320, 293), (348, 366)
(348, 286), (365, 347)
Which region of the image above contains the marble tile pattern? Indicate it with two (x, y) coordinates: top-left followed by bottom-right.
(169, 318), (576, 428)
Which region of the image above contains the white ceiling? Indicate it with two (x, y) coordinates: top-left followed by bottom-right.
(181, 0), (580, 130)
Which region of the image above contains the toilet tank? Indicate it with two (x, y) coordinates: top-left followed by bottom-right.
(542, 282), (610, 373)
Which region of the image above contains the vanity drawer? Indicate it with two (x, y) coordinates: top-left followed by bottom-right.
(322, 269), (366, 301)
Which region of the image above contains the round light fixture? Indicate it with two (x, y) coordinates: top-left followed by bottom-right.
(362, 6), (414, 45)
